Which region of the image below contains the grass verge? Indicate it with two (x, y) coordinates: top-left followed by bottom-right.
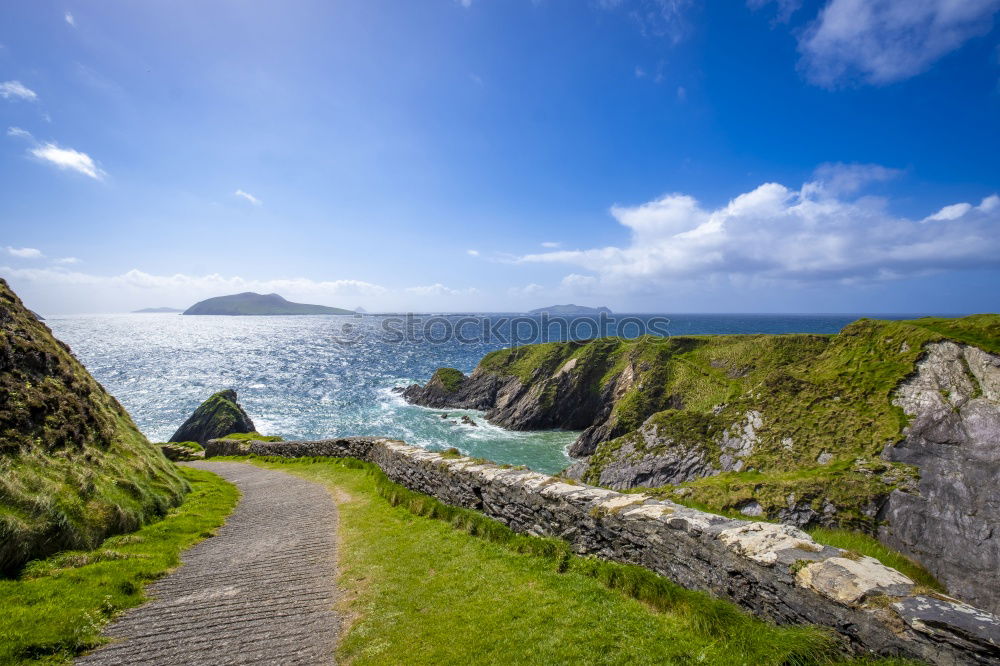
(0, 467), (239, 665)
(240, 456), (918, 666)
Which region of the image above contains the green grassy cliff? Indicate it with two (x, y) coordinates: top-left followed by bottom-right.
(410, 314), (999, 533)
(0, 279), (187, 575)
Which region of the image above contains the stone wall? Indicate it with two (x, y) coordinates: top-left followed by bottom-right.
(205, 436), (1000, 665)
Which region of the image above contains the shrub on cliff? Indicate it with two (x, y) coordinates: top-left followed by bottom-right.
(0, 279), (188, 576)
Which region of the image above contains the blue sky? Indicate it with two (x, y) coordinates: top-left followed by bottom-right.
(1, 0), (998, 314)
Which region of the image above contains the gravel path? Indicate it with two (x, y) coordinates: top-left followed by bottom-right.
(77, 461), (340, 666)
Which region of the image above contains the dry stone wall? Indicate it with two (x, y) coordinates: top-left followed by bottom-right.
(205, 436), (1000, 665)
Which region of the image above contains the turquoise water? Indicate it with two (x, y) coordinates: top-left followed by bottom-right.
(46, 312), (944, 474)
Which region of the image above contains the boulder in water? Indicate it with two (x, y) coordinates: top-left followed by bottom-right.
(170, 390), (256, 444)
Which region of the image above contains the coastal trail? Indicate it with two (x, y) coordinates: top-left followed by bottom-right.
(77, 461), (340, 666)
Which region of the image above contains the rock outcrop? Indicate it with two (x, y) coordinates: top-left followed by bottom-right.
(880, 342), (1000, 614)
(0, 278), (186, 574)
(403, 337), (672, 455)
(170, 390), (256, 444)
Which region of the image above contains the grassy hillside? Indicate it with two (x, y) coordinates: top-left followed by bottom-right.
(242, 456), (912, 666)
(0, 279), (188, 575)
(0, 467), (238, 664)
(474, 315), (999, 530)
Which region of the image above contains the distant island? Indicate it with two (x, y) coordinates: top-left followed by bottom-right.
(529, 304), (613, 315)
(133, 307), (184, 313)
(183, 292), (355, 316)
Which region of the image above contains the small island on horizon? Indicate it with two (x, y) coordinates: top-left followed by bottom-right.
(182, 292), (355, 316)
(528, 304), (613, 315)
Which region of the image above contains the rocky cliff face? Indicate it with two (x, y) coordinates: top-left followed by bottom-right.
(170, 389), (256, 444)
(880, 342), (1000, 614)
(0, 279), (186, 574)
(404, 336), (705, 456)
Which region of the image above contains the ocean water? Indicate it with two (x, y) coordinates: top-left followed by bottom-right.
(47, 312), (940, 474)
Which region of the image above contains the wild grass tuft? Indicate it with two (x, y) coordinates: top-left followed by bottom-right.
(220, 432), (284, 442)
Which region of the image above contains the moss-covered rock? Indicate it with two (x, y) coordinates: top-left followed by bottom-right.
(220, 432), (283, 442)
(402, 368), (470, 407)
(158, 441), (204, 461)
(0, 278), (187, 575)
(169, 390), (256, 444)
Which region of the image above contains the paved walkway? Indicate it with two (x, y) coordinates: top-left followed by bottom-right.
(77, 461), (340, 665)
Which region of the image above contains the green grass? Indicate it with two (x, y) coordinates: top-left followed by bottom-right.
(162, 440), (203, 452)
(239, 456), (916, 666)
(806, 528), (944, 592)
(430, 368), (466, 393)
(0, 467), (239, 665)
(904, 314), (1000, 355)
(220, 432), (284, 442)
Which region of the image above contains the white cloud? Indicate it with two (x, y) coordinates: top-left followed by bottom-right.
(926, 203), (973, 222)
(748, 0), (802, 23)
(234, 189), (261, 206)
(798, 0), (1000, 86)
(6, 126), (32, 139)
(635, 66), (647, 78)
(457, 0), (473, 7)
(561, 274), (598, 291)
(518, 175), (1000, 289)
(508, 283), (545, 297)
(65, 11), (75, 27)
(469, 73), (484, 86)
(5, 246), (43, 259)
(29, 143), (105, 179)
(0, 267), (498, 313)
(597, 0), (694, 42)
(466, 249), (480, 257)
(676, 85), (687, 101)
(926, 196), (998, 222)
(541, 241), (561, 248)
(2, 267), (387, 297)
(804, 162), (902, 196)
(404, 283), (478, 297)
(0, 80), (38, 102)
(979, 194), (1000, 212)
(54, 256), (80, 265)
